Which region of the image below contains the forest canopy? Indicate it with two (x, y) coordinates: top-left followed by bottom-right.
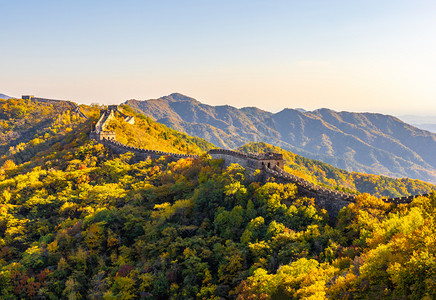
(1, 99), (435, 299)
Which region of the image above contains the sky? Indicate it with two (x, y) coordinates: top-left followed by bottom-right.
(1, 0), (436, 115)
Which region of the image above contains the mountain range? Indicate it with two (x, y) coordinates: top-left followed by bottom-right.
(125, 93), (436, 183)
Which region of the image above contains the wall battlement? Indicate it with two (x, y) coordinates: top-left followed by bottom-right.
(23, 95), (87, 119)
(208, 149), (284, 169)
(90, 105), (433, 217)
(101, 139), (198, 161)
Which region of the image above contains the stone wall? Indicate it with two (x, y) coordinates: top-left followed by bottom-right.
(24, 95), (87, 119)
(101, 139), (198, 161)
(209, 149), (251, 168)
(208, 149), (284, 170)
(262, 165), (434, 217)
(90, 109), (115, 140)
(384, 194), (430, 204)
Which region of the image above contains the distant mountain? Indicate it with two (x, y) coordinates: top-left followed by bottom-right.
(0, 93), (11, 99)
(412, 123), (436, 133)
(125, 93), (436, 183)
(398, 115), (436, 133)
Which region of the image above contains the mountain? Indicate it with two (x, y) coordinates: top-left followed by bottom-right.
(102, 105), (436, 198)
(125, 93), (436, 183)
(3, 96), (432, 199)
(0, 93), (12, 99)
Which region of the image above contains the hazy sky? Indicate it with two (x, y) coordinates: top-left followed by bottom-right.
(1, 0), (436, 115)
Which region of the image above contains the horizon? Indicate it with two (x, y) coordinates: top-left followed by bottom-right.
(3, 91), (436, 120)
(2, 1), (436, 116)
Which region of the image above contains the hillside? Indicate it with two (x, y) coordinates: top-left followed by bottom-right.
(1, 120), (436, 298)
(0, 98), (92, 167)
(105, 105), (214, 155)
(0, 99), (216, 171)
(3, 97), (432, 200)
(125, 93), (436, 183)
(239, 142), (436, 198)
(1, 98), (436, 298)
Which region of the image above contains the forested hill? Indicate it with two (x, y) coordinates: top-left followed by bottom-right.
(0, 99), (214, 170)
(239, 142), (436, 198)
(125, 93), (436, 183)
(106, 105), (214, 155)
(1, 97), (436, 298)
(0, 98), (92, 167)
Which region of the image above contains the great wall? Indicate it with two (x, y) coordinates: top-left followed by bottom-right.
(88, 105), (432, 217)
(23, 95), (88, 119)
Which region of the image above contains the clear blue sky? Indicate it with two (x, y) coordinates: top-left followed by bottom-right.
(1, 0), (436, 115)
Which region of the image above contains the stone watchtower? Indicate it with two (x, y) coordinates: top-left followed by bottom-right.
(253, 152), (284, 169)
(89, 107), (117, 141)
(90, 105), (134, 141)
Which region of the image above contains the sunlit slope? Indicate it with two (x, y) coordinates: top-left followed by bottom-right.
(0, 98), (94, 166)
(1, 98), (436, 299)
(0, 99), (214, 172)
(105, 105), (215, 155)
(238, 142), (436, 198)
(1, 130), (436, 298)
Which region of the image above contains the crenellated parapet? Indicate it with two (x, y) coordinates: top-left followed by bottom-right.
(90, 108), (116, 141)
(23, 95), (87, 119)
(262, 165), (434, 217)
(265, 166), (356, 201)
(383, 194), (430, 204)
(209, 149), (284, 170)
(107, 105), (135, 124)
(101, 139), (198, 161)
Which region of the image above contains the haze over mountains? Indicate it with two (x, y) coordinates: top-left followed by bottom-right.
(398, 115), (436, 133)
(0, 93), (11, 99)
(126, 93), (436, 183)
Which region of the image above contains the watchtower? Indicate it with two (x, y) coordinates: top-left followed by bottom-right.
(251, 152), (284, 169)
